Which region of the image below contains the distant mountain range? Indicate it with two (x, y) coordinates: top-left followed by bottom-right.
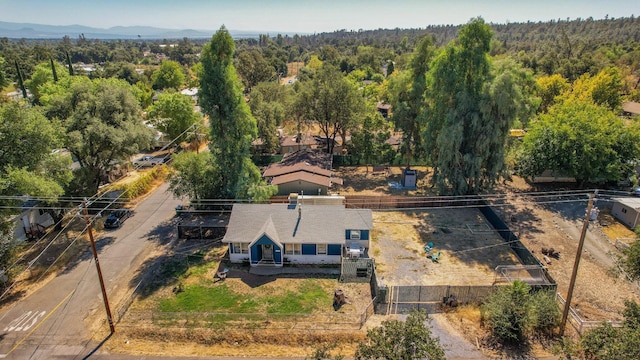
(0, 21), (290, 39)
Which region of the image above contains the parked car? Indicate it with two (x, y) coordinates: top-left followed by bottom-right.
(632, 186), (640, 197)
(133, 155), (168, 167)
(104, 209), (132, 229)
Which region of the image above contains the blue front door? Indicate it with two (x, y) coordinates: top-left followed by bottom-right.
(250, 234), (282, 266)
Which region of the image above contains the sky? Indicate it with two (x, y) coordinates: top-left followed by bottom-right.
(1, 0), (637, 34)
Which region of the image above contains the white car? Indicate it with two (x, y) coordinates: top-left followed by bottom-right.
(133, 155), (167, 167)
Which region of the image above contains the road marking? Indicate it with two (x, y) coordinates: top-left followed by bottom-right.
(1, 289), (76, 357)
(3, 311), (47, 332)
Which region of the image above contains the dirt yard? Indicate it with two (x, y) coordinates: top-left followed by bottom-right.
(497, 177), (640, 322)
(372, 209), (522, 286)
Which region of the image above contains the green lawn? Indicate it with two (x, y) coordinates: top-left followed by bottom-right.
(158, 279), (331, 314)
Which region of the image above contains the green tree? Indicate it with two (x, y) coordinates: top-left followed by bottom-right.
(536, 74), (570, 113)
(388, 35), (433, 166)
(348, 113), (395, 171)
(249, 90), (282, 154)
(152, 60), (185, 90)
(199, 26), (274, 200)
(569, 66), (623, 111)
(24, 61), (69, 104)
(296, 64), (364, 154)
(102, 61), (143, 85)
(51, 78), (154, 194)
(236, 49), (274, 93)
(147, 92), (202, 143)
(517, 99), (640, 186)
(426, 18), (524, 195)
(355, 309), (445, 360)
(0, 102), (69, 288)
(168, 152), (221, 202)
(0, 57), (7, 89)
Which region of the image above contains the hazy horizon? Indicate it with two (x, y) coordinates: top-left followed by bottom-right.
(1, 0), (637, 34)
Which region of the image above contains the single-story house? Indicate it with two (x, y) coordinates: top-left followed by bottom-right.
(223, 198), (373, 267)
(263, 149), (342, 195)
(14, 200), (55, 241)
(270, 171), (343, 196)
(611, 197), (640, 229)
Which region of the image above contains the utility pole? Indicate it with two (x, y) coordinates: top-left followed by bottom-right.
(559, 192), (595, 336)
(82, 200), (115, 334)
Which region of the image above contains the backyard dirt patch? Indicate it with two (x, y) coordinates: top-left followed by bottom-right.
(372, 209), (522, 286)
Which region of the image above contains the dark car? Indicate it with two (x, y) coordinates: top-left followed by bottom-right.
(104, 209), (131, 229)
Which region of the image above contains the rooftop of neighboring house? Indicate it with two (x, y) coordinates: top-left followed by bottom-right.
(277, 149), (333, 170)
(623, 101), (640, 115)
(264, 161), (332, 178)
(270, 171), (343, 187)
(222, 203), (372, 245)
(280, 133), (317, 147)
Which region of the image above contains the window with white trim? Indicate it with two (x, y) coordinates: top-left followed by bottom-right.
(285, 243), (301, 255)
(350, 230), (361, 240)
(317, 244), (327, 255)
(232, 242), (249, 254)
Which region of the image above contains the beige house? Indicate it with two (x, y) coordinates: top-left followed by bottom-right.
(263, 149), (342, 196)
(611, 197), (640, 229)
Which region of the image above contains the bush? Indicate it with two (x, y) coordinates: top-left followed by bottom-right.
(110, 165), (169, 199)
(483, 280), (531, 344)
(355, 309), (445, 360)
(530, 290), (561, 337)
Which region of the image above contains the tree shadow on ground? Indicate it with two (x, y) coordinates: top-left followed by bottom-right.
(59, 235), (116, 275)
(131, 234), (223, 300)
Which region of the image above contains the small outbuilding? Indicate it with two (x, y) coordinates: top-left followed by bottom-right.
(611, 197), (640, 229)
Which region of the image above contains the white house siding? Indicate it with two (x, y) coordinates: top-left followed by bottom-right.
(229, 253), (249, 263)
(283, 254), (341, 264)
(611, 201), (640, 229)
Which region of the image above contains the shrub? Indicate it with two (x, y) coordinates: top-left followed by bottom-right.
(355, 309), (445, 360)
(530, 290), (561, 337)
(483, 280), (531, 344)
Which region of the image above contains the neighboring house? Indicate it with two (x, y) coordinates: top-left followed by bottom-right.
(223, 196), (373, 267)
(270, 171), (343, 196)
(611, 197), (640, 229)
(180, 87), (199, 104)
(622, 101), (640, 117)
(280, 133), (318, 155)
(14, 200), (55, 241)
(376, 102), (392, 118)
(263, 149), (343, 196)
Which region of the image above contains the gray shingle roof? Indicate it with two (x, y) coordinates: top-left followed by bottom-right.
(223, 204), (372, 245)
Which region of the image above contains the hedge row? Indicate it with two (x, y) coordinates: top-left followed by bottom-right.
(110, 166), (170, 200)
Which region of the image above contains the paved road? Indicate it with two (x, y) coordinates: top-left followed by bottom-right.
(0, 182), (181, 359)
